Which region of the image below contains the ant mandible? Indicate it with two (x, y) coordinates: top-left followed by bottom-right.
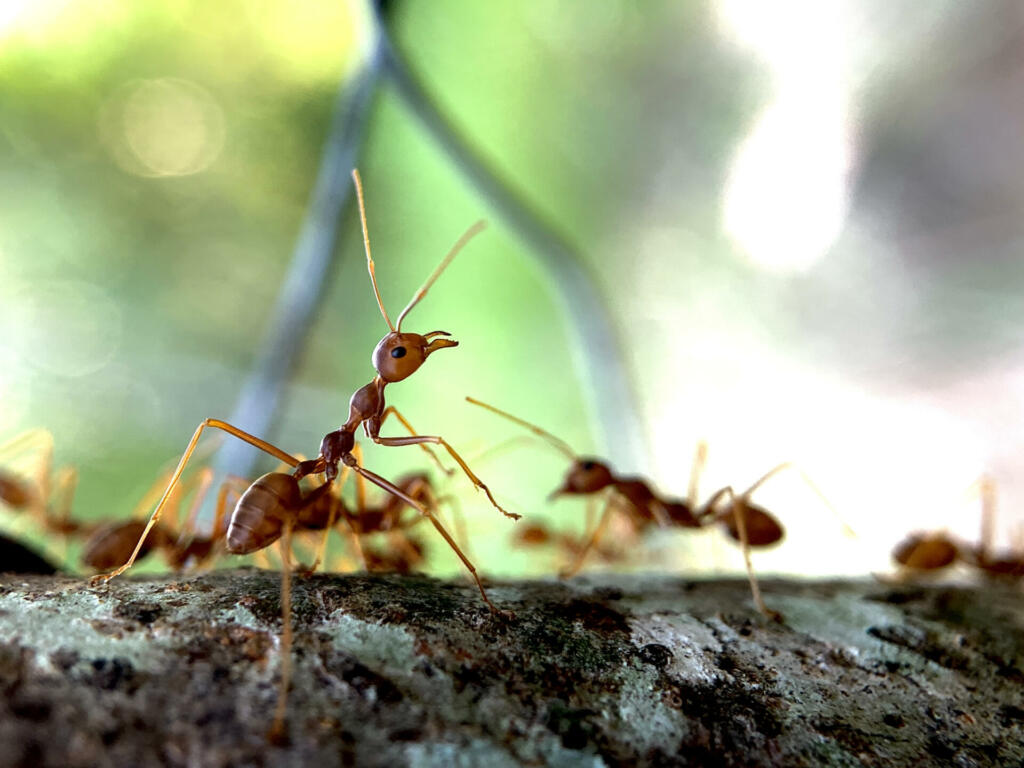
(467, 397), (844, 620)
(91, 169), (517, 740)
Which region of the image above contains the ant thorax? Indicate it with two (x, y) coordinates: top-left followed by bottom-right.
(346, 378), (386, 431)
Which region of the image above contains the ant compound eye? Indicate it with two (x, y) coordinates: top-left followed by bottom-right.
(391, 346), (407, 359)
(581, 461), (596, 471)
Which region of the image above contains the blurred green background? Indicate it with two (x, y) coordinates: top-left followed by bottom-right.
(3, 0), (1024, 579)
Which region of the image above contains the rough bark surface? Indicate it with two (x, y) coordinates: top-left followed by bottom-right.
(0, 570), (1020, 767)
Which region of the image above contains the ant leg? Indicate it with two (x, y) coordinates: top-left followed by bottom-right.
(308, 466), (352, 575)
(687, 441), (708, 508)
(50, 466), (80, 561)
(350, 464), (506, 615)
(379, 407), (452, 475)
(371, 429), (519, 521)
(177, 467), (215, 535)
(36, 430), (54, 512)
(559, 492), (617, 579)
(268, 520), (294, 744)
(0, 429), (52, 463)
(414, 483), (474, 558)
(711, 486), (780, 621)
(343, 444), (370, 571)
(693, 485), (731, 524)
(90, 418), (300, 583)
(977, 475), (997, 564)
(0, 429), (53, 491)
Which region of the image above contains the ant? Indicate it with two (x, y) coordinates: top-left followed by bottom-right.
(893, 475), (1024, 580)
(81, 466), (251, 573)
(90, 169), (516, 741)
(467, 397), (844, 620)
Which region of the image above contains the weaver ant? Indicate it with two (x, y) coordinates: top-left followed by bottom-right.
(91, 169), (515, 741)
(892, 475), (1024, 580)
(467, 397), (844, 619)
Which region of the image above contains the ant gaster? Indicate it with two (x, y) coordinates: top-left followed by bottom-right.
(91, 169), (516, 741)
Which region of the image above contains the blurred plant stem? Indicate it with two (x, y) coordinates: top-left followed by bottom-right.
(209, 31), (384, 488)
(375, 6), (647, 471)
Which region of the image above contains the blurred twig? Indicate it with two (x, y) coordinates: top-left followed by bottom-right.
(210, 32), (384, 486)
(375, 9), (647, 469)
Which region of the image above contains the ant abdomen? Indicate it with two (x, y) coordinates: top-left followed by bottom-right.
(226, 473), (299, 555)
(0, 472), (33, 508)
(893, 533), (959, 570)
(719, 505), (784, 547)
(83, 520), (173, 571)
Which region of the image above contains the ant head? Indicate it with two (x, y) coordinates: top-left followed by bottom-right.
(351, 169), (486, 382)
(550, 458), (615, 499)
(372, 330), (458, 383)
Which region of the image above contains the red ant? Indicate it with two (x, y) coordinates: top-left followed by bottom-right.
(90, 169), (515, 741)
(892, 475), (1024, 580)
(467, 397), (844, 620)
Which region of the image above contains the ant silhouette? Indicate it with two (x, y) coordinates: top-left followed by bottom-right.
(893, 475), (1024, 580)
(90, 169), (517, 742)
(467, 397), (844, 620)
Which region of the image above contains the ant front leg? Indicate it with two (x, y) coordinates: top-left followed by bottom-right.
(90, 418), (301, 583)
(370, 410), (519, 521)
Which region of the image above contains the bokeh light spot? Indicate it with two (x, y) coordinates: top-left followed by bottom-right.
(7, 280), (122, 378)
(100, 78), (225, 178)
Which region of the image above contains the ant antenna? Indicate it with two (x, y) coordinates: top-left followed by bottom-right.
(396, 220), (487, 332)
(352, 169), (395, 332)
(465, 396), (577, 461)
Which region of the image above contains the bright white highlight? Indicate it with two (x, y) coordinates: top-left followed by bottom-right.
(717, 0), (855, 273)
